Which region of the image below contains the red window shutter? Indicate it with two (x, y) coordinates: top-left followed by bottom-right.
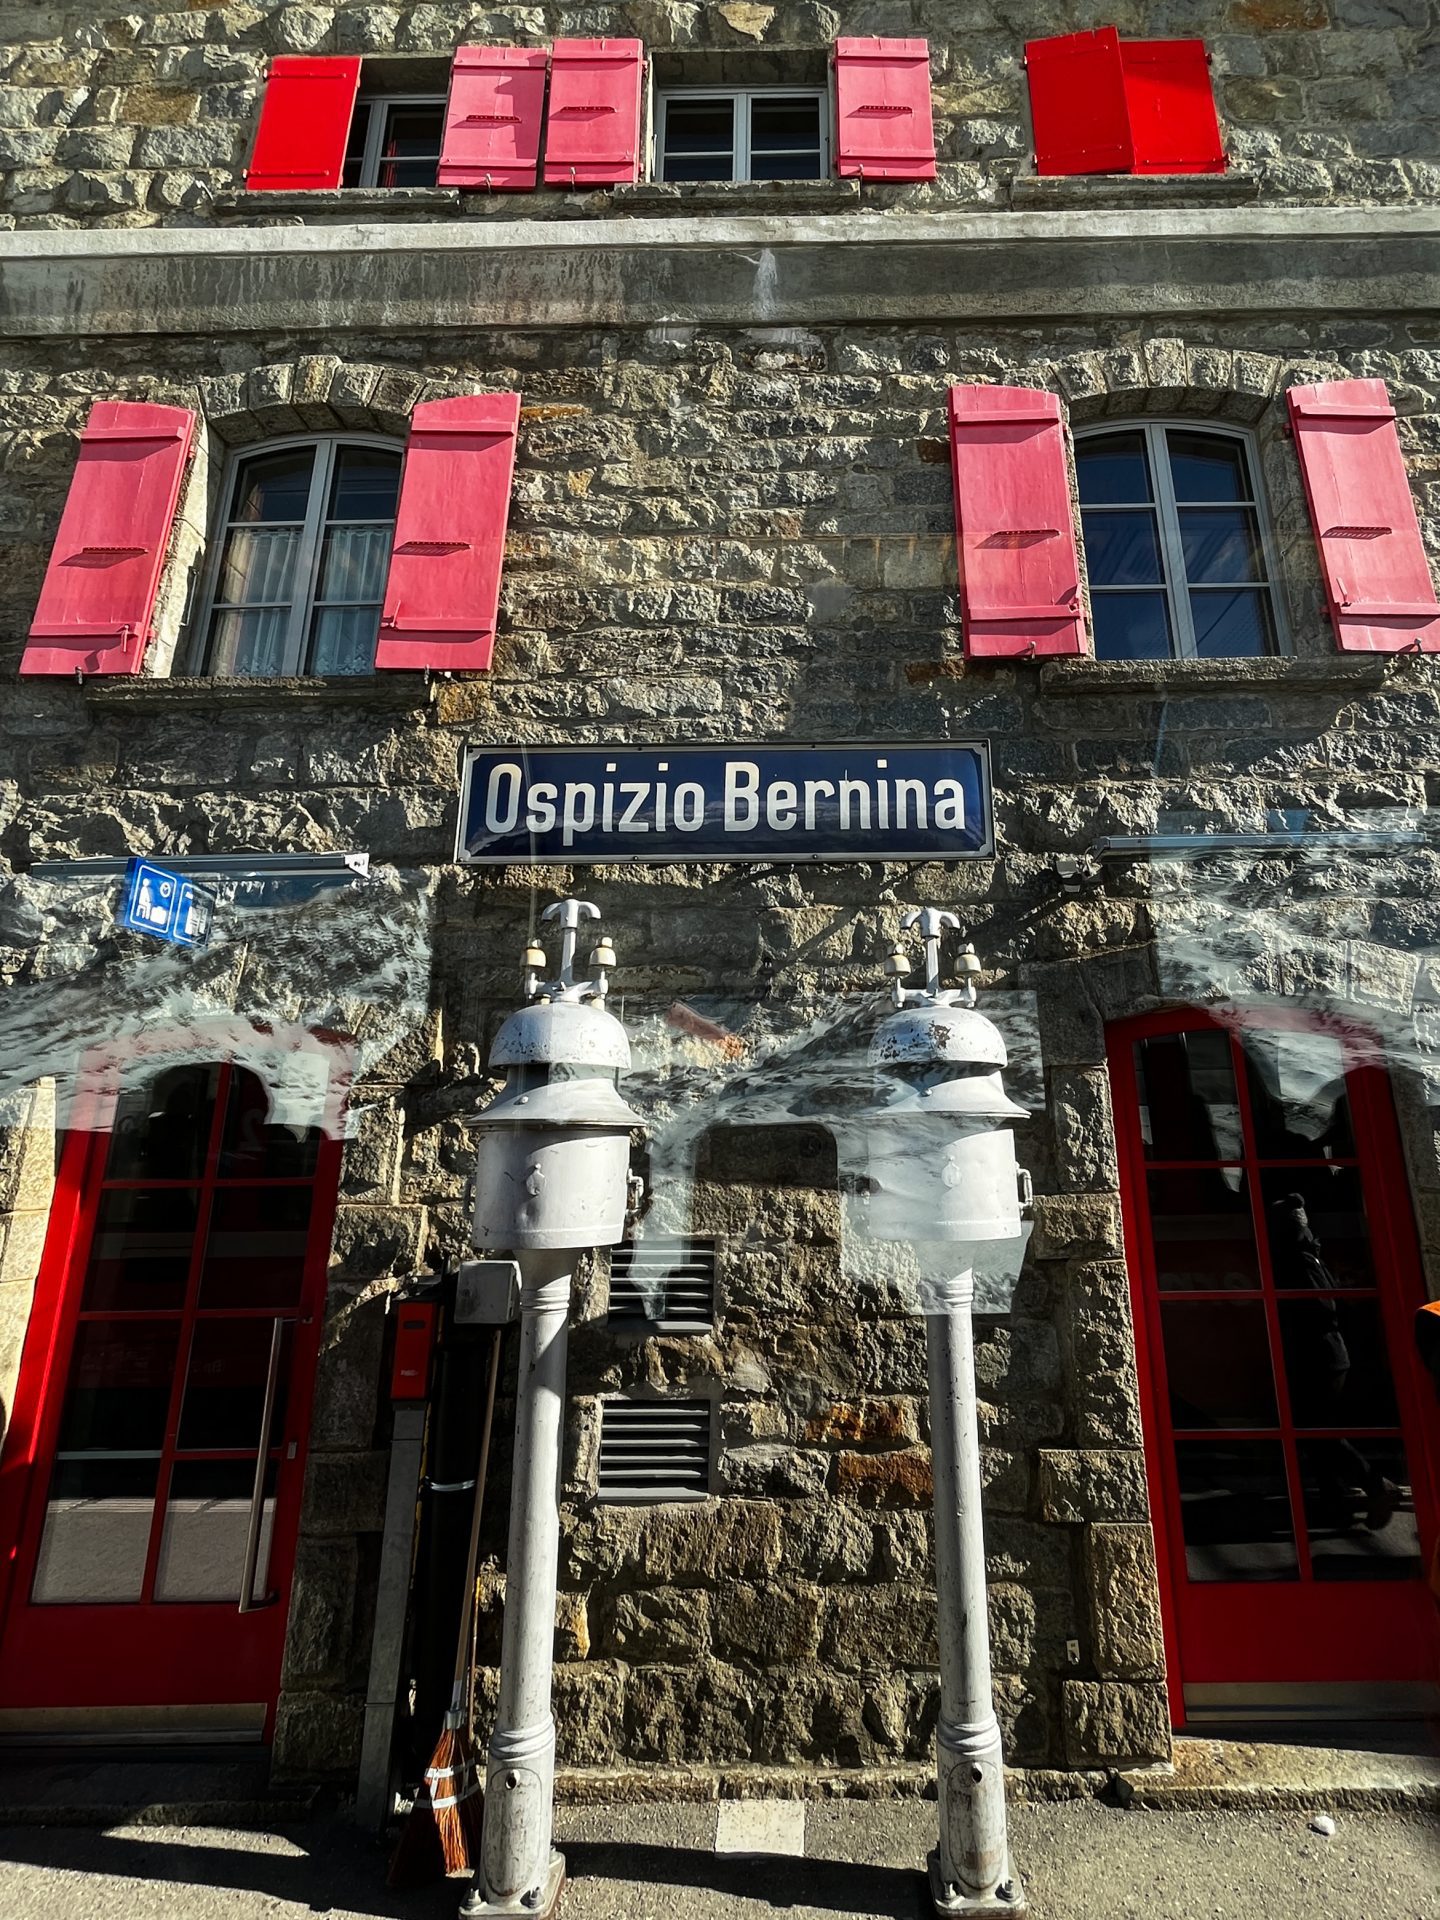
(438, 46), (548, 191)
(1288, 378), (1440, 655)
(246, 56), (361, 192)
(1025, 29), (1131, 176)
(1120, 39), (1224, 174)
(376, 393), (521, 672)
(948, 385), (1086, 660)
(21, 401), (195, 678)
(834, 38), (937, 182)
(543, 39), (644, 187)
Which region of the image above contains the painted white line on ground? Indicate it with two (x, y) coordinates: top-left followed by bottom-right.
(714, 1800), (806, 1858)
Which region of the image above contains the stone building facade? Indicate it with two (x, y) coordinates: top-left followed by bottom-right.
(0, 1), (1437, 1794)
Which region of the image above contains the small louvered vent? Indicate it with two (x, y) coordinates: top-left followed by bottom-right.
(608, 1236), (716, 1329)
(598, 1399), (711, 1500)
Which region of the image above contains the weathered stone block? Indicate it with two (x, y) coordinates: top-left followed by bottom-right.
(601, 1587), (710, 1662)
(1062, 1679), (1170, 1766)
(716, 1578), (825, 1660)
(835, 1446), (933, 1508)
(1086, 1523), (1166, 1681)
(1038, 1449), (1149, 1524)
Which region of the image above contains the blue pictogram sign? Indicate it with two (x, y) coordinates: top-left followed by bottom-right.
(117, 859), (216, 949)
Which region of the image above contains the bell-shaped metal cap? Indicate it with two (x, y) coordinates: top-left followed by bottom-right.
(478, 1072), (646, 1132)
(869, 999), (1027, 1120)
(489, 997), (632, 1075)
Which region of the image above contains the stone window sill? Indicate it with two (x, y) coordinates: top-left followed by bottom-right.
(1009, 170), (1260, 211)
(212, 187), (461, 219)
(81, 674), (436, 712)
(210, 178), (865, 222)
(1037, 654), (1425, 697)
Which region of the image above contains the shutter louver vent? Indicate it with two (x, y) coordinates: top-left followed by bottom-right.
(598, 1399), (711, 1501)
(608, 1237), (716, 1330)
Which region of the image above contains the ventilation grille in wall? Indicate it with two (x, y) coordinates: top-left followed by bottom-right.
(597, 1399), (712, 1500)
(608, 1236), (716, 1329)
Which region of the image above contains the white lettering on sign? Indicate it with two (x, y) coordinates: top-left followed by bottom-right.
(465, 748), (980, 864)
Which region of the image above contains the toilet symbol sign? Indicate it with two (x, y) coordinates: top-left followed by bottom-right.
(118, 859), (215, 949)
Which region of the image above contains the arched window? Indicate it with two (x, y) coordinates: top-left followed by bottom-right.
(195, 437), (402, 678)
(1075, 423), (1286, 662)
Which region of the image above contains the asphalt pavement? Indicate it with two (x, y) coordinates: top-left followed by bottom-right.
(0, 1797), (1435, 1920)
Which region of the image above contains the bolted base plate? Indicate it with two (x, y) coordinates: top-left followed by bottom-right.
(928, 1850), (1028, 1918)
(460, 1851), (566, 1920)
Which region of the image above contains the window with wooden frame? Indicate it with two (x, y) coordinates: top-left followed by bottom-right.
(343, 94), (447, 188)
(1075, 422), (1286, 662)
(193, 437), (402, 679)
(655, 87), (829, 182)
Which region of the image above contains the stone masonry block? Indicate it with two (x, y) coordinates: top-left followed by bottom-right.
(1038, 1449), (1149, 1524)
(1062, 1679), (1171, 1766)
(1050, 1067), (1120, 1193)
(1086, 1523), (1166, 1680)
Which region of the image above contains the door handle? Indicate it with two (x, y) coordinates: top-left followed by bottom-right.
(238, 1318), (286, 1616)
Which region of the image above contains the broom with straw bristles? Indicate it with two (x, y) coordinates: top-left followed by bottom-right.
(389, 1326), (504, 1887)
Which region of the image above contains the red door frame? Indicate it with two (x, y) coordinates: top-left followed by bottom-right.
(1109, 1003), (1440, 1728)
(0, 1033), (347, 1738)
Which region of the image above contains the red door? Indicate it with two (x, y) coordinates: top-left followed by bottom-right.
(1111, 1008), (1440, 1726)
(0, 1052), (342, 1742)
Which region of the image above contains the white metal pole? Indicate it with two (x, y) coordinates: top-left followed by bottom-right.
(925, 1267), (1024, 1917)
(463, 1250), (572, 1919)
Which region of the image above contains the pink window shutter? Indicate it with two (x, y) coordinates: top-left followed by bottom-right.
(245, 56), (361, 192)
(21, 400), (196, 678)
(834, 38), (937, 182)
(438, 46), (548, 191)
(543, 39), (644, 187)
(376, 393), (521, 672)
(1288, 378), (1440, 654)
(948, 385), (1087, 660)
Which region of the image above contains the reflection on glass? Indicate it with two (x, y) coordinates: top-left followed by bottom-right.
(1168, 431), (1250, 503)
(662, 99), (735, 180)
(155, 1460), (276, 1603)
(177, 1319), (291, 1453)
(1278, 1296), (1400, 1430)
(1175, 1440), (1298, 1581)
(82, 1187), (199, 1312)
(219, 1068), (322, 1179)
(56, 1320), (180, 1454)
(748, 96), (823, 179)
(1191, 590), (1272, 659)
(1162, 1300), (1278, 1429)
(375, 106), (443, 189)
(1083, 511), (1164, 586)
(231, 449), (314, 524)
(1242, 1031), (1354, 1157)
(1262, 1173), (1374, 1291)
(200, 1187), (312, 1310)
(1179, 507), (1264, 584)
(328, 446), (402, 523)
(1075, 431), (1152, 504)
(105, 1064), (219, 1182)
(1147, 1169), (1259, 1290)
(1135, 1029), (1243, 1161)
(1090, 592), (1172, 660)
(32, 1457), (160, 1603)
(1298, 1439), (1421, 1581)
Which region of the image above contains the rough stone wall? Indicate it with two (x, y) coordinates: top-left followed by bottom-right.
(3, 309), (1440, 1778)
(0, 0), (1436, 229)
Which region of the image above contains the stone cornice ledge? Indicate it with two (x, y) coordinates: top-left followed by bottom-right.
(2, 204), (1435, 337)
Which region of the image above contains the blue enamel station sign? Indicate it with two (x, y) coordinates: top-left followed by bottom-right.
(117, 859), (216, 948)
(457, 743), (993, 865)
